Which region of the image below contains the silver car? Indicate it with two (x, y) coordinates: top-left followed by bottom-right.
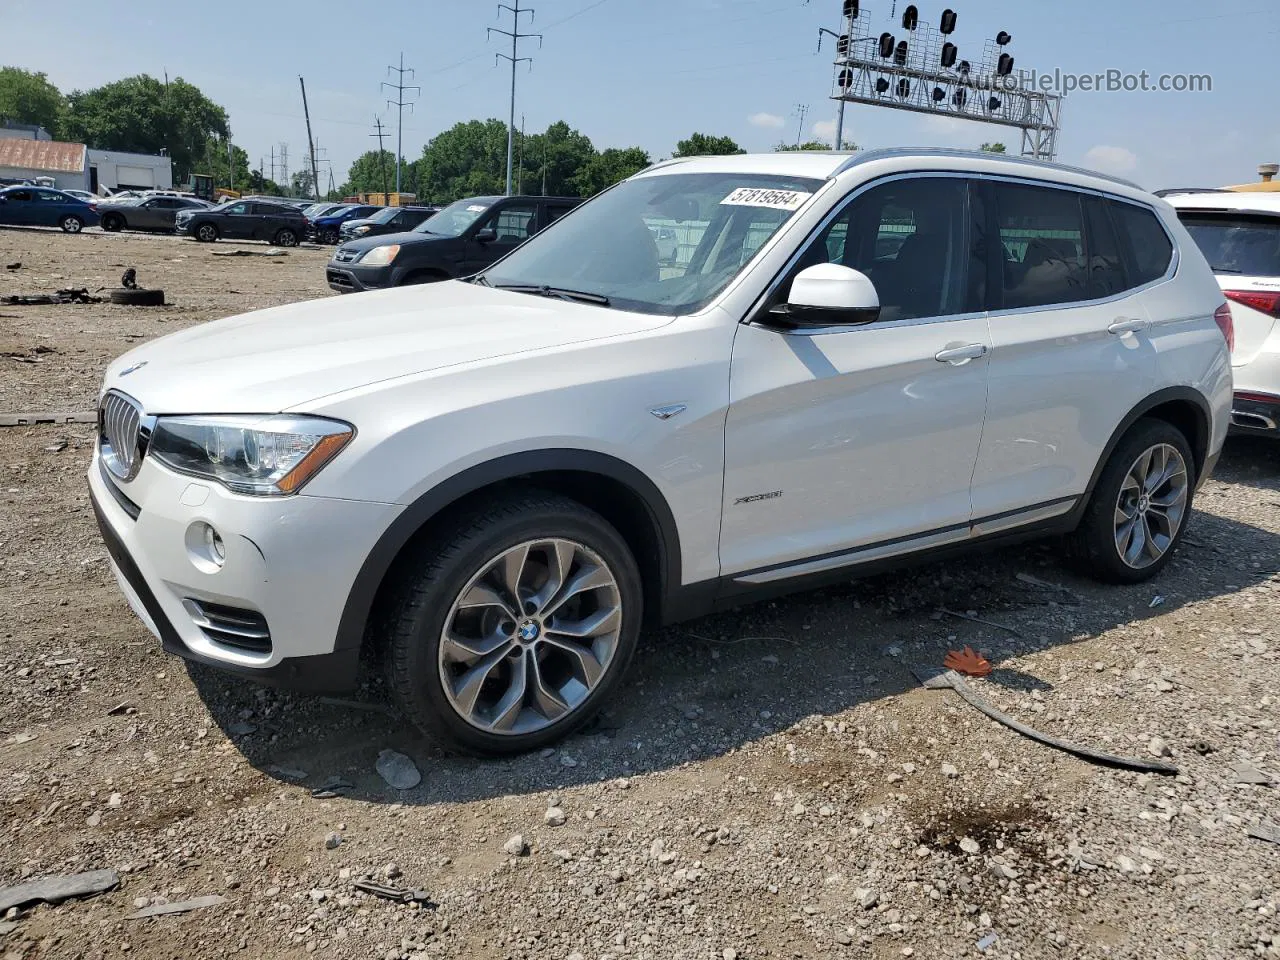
(100, 196), (210, 234)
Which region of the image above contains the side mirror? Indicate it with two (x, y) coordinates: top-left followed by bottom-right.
(770, 263), (881, 328)
(474, 227), (497, 244)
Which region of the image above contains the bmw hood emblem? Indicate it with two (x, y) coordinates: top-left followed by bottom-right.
(119, 360), (148, 377)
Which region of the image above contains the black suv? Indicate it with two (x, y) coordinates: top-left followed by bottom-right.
(326, 195), (581, 292)
(176, 199), (308, 246)
(339, 205), (440, 243)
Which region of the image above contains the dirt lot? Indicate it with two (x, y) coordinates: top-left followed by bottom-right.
(1, 227), (1278, 960)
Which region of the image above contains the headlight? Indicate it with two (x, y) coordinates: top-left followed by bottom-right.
(148, 415), (353, 496)
(358, 244), (400, 266)
(353, 225), (371, 234)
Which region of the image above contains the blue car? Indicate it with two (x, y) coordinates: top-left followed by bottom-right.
(310, 204), (381, 244)
(0, 186), (101, 233)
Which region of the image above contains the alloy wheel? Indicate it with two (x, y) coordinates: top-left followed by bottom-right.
(62, 216), (82, 233)
(1113, 442), (1189, 569)
(437, 538), (622, 736)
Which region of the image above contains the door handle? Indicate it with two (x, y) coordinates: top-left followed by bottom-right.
(1108, 318), (1150, 336)
(934, 343), (989, 365)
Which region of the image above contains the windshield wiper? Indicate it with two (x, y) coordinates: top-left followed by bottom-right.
(493, 283), (611, 306)
(470, 274), (492, 287)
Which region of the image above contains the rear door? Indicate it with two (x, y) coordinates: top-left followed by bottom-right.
(970, 181), (1163, 520)
(34, 189), (73, 226)
(1177, 209), (1280, 371)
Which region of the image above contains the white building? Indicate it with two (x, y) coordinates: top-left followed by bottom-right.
(87, 148), (173, 193)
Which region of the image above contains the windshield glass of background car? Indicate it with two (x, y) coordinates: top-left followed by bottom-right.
(1181, 213), (1280, 276)
(416, 198), (497, 236)
(367, 207), (400, 223)
(482, 173), (825, 315)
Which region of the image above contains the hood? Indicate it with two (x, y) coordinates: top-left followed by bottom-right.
(335, 229), (446, 255)
(341, 217), (379, 231)
(103, 281), (672, 414)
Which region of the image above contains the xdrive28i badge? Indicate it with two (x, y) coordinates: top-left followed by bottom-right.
(734, 491), (783, 506)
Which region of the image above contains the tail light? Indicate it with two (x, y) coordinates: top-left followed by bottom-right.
(1224, 289), (1280, 319)
(1214, 302), (1234, 353)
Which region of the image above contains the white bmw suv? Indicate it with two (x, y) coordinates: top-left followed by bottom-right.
(91, 149), (1232, 754)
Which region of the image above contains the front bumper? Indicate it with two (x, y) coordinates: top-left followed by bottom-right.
(326, 260), (393, 293)
(88, 452), (398, 692)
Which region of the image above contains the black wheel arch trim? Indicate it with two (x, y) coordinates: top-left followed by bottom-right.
(1069, 385), (1213, 526)
(334, 449), (684, 653)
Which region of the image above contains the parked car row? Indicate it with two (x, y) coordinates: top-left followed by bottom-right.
(326, 194), (580, 291)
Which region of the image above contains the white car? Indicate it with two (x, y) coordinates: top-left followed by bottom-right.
(90, 149), (1232, 754)
(1167, 191), (1280, 437)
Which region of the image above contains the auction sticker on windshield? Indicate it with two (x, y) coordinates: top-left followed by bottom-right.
(720, 188), (812, 211)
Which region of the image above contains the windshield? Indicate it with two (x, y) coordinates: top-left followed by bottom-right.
(366, 207), (401, 224)
(324, 205), (354, 219)
(482, 173), (825, 315)
(1181, 212), (1280, 277)
(416, 197), (500, 236)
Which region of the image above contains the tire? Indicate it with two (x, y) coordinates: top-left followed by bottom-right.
(401, 270), (449, 286)
(319, 228), (338, 245)
(195, 223), (219, 243)
(1067, 418), (1196, 584)
(109, 288), (165, 306)
(102, 214), (124, 232)
(272, 228), (299, 248)
(384, 491), (643, 755)
(60, 215), (84, 234)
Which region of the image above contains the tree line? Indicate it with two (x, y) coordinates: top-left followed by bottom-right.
(1, 66), (1007, 202)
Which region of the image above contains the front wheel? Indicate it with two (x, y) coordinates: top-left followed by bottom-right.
(384, 492), (643, 755)
(1067, 418), (1195, 584)
(60, 215), (85, 234)
(195, 223), (219, 243)
(101, 214), (123, 232)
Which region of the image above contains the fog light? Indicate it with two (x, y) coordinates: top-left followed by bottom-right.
(204, 524), (226, 565)
(186, 521), (226, 574)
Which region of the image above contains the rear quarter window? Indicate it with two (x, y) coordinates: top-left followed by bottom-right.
(1109, 201), (1174, 285)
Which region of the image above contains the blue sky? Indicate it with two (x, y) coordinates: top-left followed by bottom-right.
(5, 0), (1277, 191)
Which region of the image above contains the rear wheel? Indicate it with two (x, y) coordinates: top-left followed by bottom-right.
(273, 228), (299, 247)
(384, 491), (643, 755)
(319, 227), (338, 245)
(195, 223), (219, 243)
(60, 215), (84, 234)
(1068, 418), (1195, 584)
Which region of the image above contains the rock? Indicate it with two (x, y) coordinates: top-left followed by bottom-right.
(959, 837), (981, 855)
(268, 765), (308, 781)
(504, 834), (529, 857)
(132, 897), (150, 909)
(856, 888), (878, 909)
(835, 929), (853, 945)
(324, 832), (342, 850)
(227, 721), (257, 736)
(1116, 856), (1138, 873)
(1232, 762), (1275, 786)
(544, 806), (567, 827)
(989, 864), (1020, 881)
(1155, 679), (1175, 692)
(383, 863), (401, 880)
(376, 749), (422, 790)
(1147, 737), (1172, 759)
(723, 949), (738, 960)
(650, 839), (666, 858)
(941, 763), (959, 778)
(309, 889), (329, 902)
(560, 754), (578, 768)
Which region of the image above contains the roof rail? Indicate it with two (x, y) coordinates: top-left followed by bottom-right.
(833, 147), (1144, 191)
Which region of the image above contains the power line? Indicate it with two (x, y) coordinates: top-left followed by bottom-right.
(489, 0), (542, 197)
(383, 53), (420, 195)
(371, 116), (390, 198)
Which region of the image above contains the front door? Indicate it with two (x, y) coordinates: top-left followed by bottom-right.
(461, 202), (539, 274)
(720, 176), (992, 579)
(4, 189), (36, 225)
(970, 181), (1161, 520)
(220, 201), (256, 239)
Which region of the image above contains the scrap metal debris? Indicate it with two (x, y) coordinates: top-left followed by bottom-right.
(0, 288), (103, 306)
(0, 411), (97, 428)
(121, 267), (137, 289)
(1014, 572), (1082, 602)
(127, 895), (226, 920)
(937, 608), (1023, 638)
(1231, 761), (1276, 786)
(212, 248), (288, 257)
(5, 261), (20, 270)
(351, 880), (436, 907)
(943, 646), (993, 678)
(1247, 823), (1280, 845)
(913, 666), (1179, 775)
(0, 869), (119, 912)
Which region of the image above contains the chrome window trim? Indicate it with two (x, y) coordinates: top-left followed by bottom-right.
(743, 169), (1180, 333)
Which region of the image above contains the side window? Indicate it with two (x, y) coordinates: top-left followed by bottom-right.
(790, 177), (980, 322)
(8, 189), (33, 202)
(545, 204), (575, 225)
(488, 205), (537, 242)
(1109, 201), (1174, 286)
(993, 183), (1088, 310)
(1083, 197), (1128, 299)
(36, 190), (64, 202)
(226, 202), (249, 215)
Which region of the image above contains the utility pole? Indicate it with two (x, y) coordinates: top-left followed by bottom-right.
(793, 103), (809, 148)
(383, 53), (419, 197)
(541, 137), (547, 196)
(227, 139), (235, 192)
(299, 77), (320, 200)
(279, 144), (289, 192)
(372, 116), (390, 199)
(488, 0), (542, 196)
(269, 145), (276, 184)
(517, 114), (525, 194)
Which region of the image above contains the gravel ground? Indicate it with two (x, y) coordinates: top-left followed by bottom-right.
(1, 228), (1278, 960)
